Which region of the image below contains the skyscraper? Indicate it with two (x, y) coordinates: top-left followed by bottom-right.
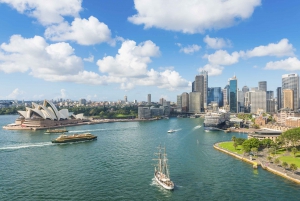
(283, 89), (294, 110)
(229, 75), (238, 113)
(194, 74), (205, 111)
(266, 91), (274, 100)
(181, 92), (189, 113)
(201, 70), (208, 109)
(277, 87), (282, 110)
(282, 73), (299, 110)
(147, 94), (151, 105)
(189, 92), (201, 113)
(242, 86), (249, 93)
(207, 87), (223, 107)
(258, 81), (267, 91)
(177, 95), (182, 113)
(124, 95), (127, 102)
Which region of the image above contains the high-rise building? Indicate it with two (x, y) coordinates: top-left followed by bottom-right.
(207, 87), (223, 107)
(124, 95), (127, 102)
(229, 75), (238, 113)
(201, 70), (208, 109)
(267, 99), (276, 113)
(159, 98), (164, 105)
(189, 92), (201, 113)
(147, 94), (151, 105)
(258, 81), (267, 91)
(79, 98), (86, 105)
(283, 89), (294, 110)
(177, 95), (182, 113)
(181, 92), (189, 112)
(277, 87), (282, 110)
(282, 73), (299, 110)
(245, 90), (266, 113)
(194, 71), (208, 111)
(238, 90), (244, 113)
(222, 85), (229, 107)
(266, 91), (274, 100)
(242, 86), (249, 93)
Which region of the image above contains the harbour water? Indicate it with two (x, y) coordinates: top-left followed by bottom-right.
(1, 115), (300, 200)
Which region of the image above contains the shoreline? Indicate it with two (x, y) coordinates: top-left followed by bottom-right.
(2, 118), (159, 131)
(214, 142), (300, 185)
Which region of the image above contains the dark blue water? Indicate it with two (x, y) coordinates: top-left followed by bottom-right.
(0, 115), (299, 200)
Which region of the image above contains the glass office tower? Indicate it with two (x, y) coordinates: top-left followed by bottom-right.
(229, 76), (238, 113)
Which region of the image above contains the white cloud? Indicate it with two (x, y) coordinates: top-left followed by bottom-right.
(179, 44), (201, 54)
(198, 64), (224, 76)
(128, 0), (261, 33)
(204, 50), (240, 65)
(83, 55), (94, 62)
(0, 0), (82, 25)
(6, 88), (24, 99)
(246, 38), (295, 57)
(120, 82), (135, 90)
(45, 16), (112, 45)
(97, 40), (160, 77)
(203, 35), (231, 49)
(264, 57), (300, 71)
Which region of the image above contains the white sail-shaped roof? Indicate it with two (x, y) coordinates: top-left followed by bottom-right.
(17, 100), (70, 120)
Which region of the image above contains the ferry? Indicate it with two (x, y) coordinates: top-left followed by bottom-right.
(45, 128), (68, 134)
(51, 133), (97, 143)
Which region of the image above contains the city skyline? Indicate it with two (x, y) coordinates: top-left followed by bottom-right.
(1, 1), (300, 102)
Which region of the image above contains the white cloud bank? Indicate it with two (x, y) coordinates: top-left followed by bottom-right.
(45, 16), (113, 45)
(199, 38), (295, 76)
(128, 0), (261, 33)
(179, 44), (201, 54)
(264, 57), (300, 71)
(0, 0), (82, 25)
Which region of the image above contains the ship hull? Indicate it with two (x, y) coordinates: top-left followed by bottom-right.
(52, 136), (97, 143)
(154, 171), (174, 190)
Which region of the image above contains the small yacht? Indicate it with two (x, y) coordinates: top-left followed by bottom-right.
(167, 129), (175, 133)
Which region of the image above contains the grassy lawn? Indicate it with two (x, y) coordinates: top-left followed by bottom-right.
(278, 152), (300, 167)
(218, 141), (244, 155)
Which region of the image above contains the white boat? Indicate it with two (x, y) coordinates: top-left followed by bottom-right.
(153, 145), (174, 190)
(167, 129), (175, 133)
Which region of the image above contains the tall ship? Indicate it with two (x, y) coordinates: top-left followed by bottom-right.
(203, 109), (230, 130)
(51, 133), (97, 143)
(153, 145), (174, 190)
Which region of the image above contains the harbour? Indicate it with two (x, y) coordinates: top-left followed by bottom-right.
(1, 115), (300, 200)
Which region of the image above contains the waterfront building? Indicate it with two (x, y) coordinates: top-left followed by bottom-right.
(283, 89), (294, 110)
(147, 94), (151, 105)
(258, 81), (267, 91)
(194, 75), (204, 111)
(138, 107), (151, 119)
(181, 92), (189, 113)
(229, 75), (238, 113)
(13, 100), (84, 128)
(282, 73), (299, 110)
(201, 70), (208, 109)
(207, 87), (223, 107)
(277, 87), (282, 110)
(248, 129), (282, 142)
(177, 95), (182, 113)
(150, 107), (164, 117)
(189, 92), (201, 113)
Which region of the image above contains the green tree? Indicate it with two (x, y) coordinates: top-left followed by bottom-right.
(251, 147), (258, 157)
(291, 147), (298, 157)
(274, 158), (280, 166)
(233, 141), (238, 150)
(231, 136), (236, 142)
(290, 163), (298, 173)
(282, 162), (288, 170)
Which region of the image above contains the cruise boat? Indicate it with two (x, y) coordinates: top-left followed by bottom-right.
(51, 133), (97, 143)
(153, 145), (174, 190)
(203, 109), (230, 131)
(167, 129), (175, 133)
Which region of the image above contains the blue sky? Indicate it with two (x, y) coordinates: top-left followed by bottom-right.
(0, 0), (300, 102)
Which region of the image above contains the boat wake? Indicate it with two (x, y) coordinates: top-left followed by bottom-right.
(0, 142), (53, 151)
(193, 125), (202, 130)
(174, 128), (181, 132)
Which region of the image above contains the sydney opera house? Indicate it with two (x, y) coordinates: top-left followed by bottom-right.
(4, 100), (86, 130)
